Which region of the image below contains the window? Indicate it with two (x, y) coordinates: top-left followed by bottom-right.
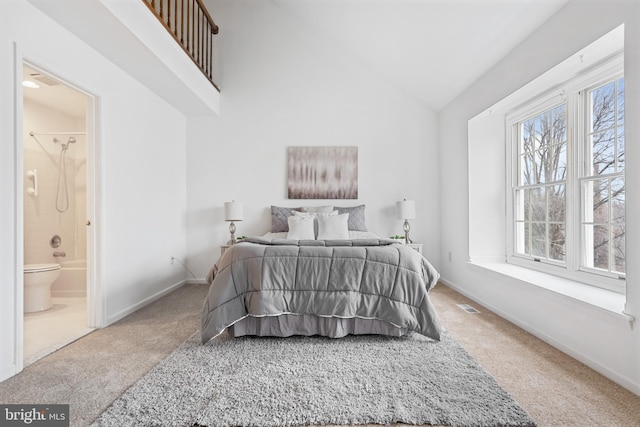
(581, 78), (625, 276)
(507, 60), (625, 293)
(514, 103), (567, 263)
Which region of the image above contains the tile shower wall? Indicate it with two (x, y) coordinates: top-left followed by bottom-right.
(23, 98), (86, 266)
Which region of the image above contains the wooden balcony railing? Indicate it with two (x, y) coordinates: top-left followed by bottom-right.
(143, 0), (219, 91)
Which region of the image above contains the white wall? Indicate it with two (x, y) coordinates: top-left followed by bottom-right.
(0, 0), (190, 381)
(187, 0), (441, 278)
(439, 0), (640, 394)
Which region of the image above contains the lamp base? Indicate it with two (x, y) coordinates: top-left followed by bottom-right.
(227, 221), (237, 245)
(403, 219), (412, 244)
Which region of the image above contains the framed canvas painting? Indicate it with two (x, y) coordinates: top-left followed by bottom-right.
(287, 146), (358, 199)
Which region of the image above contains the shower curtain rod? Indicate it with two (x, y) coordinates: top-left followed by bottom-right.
(29, 131), (86, 136)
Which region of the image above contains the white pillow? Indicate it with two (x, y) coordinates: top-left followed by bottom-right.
(292, 210), (338, 218)
(317, 213), (350, 240)
(287, 215), (315, 240)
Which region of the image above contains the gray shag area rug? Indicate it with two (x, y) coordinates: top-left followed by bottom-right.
(92, 331), (535, 427)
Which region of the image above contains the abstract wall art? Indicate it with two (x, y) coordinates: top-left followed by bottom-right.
(287, 146), (358, 199)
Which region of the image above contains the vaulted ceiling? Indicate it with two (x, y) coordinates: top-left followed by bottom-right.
(269, 0), (571, 110)
(24, 0), (571, 116)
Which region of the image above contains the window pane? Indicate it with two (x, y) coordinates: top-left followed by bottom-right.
(593, 179), (609, 224)
(617, 77), (624, 124)
(617, 127), (625, 172)
(550, 142), (567, 182)
(534, 115), (545, 151)
(532, 223), (546, 258)
(515, 221), (526, 255)
(520, 153), (534, 185)
(550, 223), (566, 261)
(531, 187), (546, 221)
(612, 225), (625, 274)
(591, 81), (616, 132)
(551, 104), (567, 143)
(521, 222), (531, 256)
(521, 117), (536, 153)
(515, 189), (525, 221)
(593, 224), (609, 270)
(611, 177), (625, 225)
(538, 112), (551, 149)
(549, 184), (565, 222)
(535, 150), (546, 183)
(591, 129), (615, 175)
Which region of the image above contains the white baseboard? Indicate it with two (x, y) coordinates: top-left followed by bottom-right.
(0, 363), (16, 383)
(186, 278), (208, 285)
(106, 279), (187, 325)
(438, 277), (640, 397)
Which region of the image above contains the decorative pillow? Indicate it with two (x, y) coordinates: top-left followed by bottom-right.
(316, 213), (350, 240)
(335, 205), (367, 231)
(271, 206), (301, 232)
(293, 210), (338, 238)
(292, 210), (338, 217)
(287, 215), (316, 240)
(301, 205), (334, 214)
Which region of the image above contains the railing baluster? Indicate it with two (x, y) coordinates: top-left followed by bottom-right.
(190, 0), (194, 57)
(204, 22), (211, 76)
(180, 0), (185, 45)
(141, 0), (218, 90)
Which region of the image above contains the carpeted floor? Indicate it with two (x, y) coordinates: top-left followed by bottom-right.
(92, 331), (534, 427)
(1, 282), (639, 426)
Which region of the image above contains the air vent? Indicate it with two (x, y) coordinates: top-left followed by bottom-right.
(456, 304), (480, 314)
(30, 73), (60, 86)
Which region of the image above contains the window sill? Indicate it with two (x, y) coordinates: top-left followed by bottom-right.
(467, 259), (627, 318)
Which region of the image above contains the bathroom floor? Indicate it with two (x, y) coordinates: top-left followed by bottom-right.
(24, 297), (94, 366)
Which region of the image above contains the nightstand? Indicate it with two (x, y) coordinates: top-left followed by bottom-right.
(406, 243), (423, 254)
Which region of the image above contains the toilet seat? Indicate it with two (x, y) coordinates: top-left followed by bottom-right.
(24, 263), (61, 273)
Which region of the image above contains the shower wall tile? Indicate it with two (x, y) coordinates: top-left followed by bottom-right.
(23, 99), (86, 267)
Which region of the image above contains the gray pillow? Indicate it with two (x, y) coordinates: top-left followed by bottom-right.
(335, 205), (367, 231)
(271, 205), (301, 232)
(300, 205), (334, 213)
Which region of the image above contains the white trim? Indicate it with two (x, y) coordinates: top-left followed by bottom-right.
(0, 365), (17, 384)
(505, 56), (625, 293)
(106, 280), (187, 325)
(13, 42), (25, 377)
(15, 51), (105, 376)
(439, 274), (640, 396)
(85, 91), (104, 328)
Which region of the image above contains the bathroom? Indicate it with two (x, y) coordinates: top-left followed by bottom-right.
(22, 64), (93, 364)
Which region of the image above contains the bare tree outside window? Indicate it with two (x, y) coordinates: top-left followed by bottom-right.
(514, 76), (625, 277)
(516, 104), (567, 262)
(583, 78), (625, 274)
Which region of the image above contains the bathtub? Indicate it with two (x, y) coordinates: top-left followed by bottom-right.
(51, 259), (86, 297)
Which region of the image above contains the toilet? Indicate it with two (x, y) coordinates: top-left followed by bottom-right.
(23, 263), (61, 313)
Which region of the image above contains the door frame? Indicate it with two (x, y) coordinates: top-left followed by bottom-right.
(14, 50), (104, 373)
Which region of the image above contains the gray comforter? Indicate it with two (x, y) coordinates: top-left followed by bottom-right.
(201, 237), (443, 343)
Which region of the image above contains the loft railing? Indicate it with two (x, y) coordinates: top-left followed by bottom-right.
(143, 0), (219, 91)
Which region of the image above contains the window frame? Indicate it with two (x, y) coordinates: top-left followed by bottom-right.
(505, 54), (625, 294)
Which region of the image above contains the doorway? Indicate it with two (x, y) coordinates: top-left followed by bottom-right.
(21, 62), (99, 365)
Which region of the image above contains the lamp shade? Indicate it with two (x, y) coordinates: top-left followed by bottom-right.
(224, 201), (243, 221)
(396, 199), (416, 220)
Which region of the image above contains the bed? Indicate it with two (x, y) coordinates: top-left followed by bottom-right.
(201, 205), (443, 343)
